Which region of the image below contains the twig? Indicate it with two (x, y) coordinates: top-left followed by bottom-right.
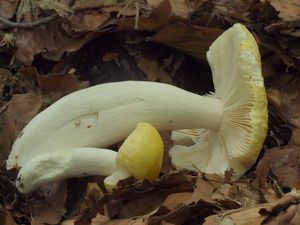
(117, 0), (134, 18)
(134, 1), (140, 29)
(0, 14), (59, 29)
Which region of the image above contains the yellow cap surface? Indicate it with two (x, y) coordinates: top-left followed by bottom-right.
(104, 122), (164, 191)
(117, 122), (164, 181)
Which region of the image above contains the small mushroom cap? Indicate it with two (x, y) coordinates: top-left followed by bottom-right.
(170, 23), (268, 177)
(104, 122), (164, 191)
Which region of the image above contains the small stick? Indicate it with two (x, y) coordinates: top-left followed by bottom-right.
(0, 14), (59, 29)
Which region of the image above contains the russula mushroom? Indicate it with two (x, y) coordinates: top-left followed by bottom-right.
(169, 23), (268, 177)
(7, 23), (267, 179)
(7, 81), (222, 170)
(104, 122), (164, 192)
(16, 148), (118, 193)
(16, 122), (163, 194)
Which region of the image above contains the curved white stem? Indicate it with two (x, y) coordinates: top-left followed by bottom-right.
(16, 148), (117, 193)
(8, 81), (223, 169)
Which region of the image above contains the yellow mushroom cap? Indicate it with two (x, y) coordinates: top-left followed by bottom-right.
(104, 122), (164, 191)
(170, 23), (268, 177)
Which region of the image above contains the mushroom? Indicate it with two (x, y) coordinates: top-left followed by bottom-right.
(7, 23), (267, 179)
(16, 148), (118, 194)
(16, 122), (163, 194)
(169, 23), (268, 176)
(104, 122), (164, 192)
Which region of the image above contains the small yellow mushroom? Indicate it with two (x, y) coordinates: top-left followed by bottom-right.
(104, 122), (164, 192)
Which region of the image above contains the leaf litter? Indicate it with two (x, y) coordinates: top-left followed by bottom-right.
(1, 0), (300, 224)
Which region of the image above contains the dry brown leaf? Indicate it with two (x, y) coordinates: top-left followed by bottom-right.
(269, 0), (300, 21)
(0, 0), (20, 19)
(14, 22), (99, 64)
(38, 73), (79, 95)
(147, 0), (193, 18)
(211, 182), (260, 209)
(0, 68), (22, 100)
(290, 128), (300, 146)
(135, 54), (172, 83)
(204, 190), (300, 225)
(256, 146), (300, 191)
(267, 73), (300, 127)
(102, 209), (158, 225)
(119, 192), (166, 217)
(256, 35), (296, 69)
(74, 182), (109, 225)
(5, 93), (42, 135)
(36, 0), (72, 17)
(102, 52), (119, 62)
(14, 25), (62, 65)
(117, 0), (172, 32)
(160, 131), (173, 174)
(186, 174), (223, 204)
(28, 182), (67, 225)
(0, 93), (42, 163)
(150, 22), (223, 60)
(0, 206), (17, 225)
(63, 11), (110, 33)
(71, 0), (118, 11)
(17, 67), (79, 96)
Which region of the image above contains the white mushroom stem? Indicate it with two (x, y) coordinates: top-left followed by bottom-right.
(16, 148), (117, 194)
(7, 81), (224, 169)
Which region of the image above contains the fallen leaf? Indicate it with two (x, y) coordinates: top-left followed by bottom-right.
(0, 68), (22, 101)
(0, 0), (20, 19)
(102, 52), (119, 62)
(147, 0), (193, 18)
(256, 146), (300, 191)
(14, 25), (62, 65)
(17, 67), (79, 96)
(162, 192), (193, 210)
(38, 73), (79, 95)
(119, 192), (166, 217)
(71, 0), (119, 11)
(28, 182), (67, 225)
(117, 0), (173, 32)
(211, 181), (260, 209)
(36, 0), (72, 17)
(290, 128), (300, 146)
(267, 72), (300, 128)
(63, 11), (110, 33)
(187, 173), (223, 204)
(0, 206), (17, 225)
(0, 93), (42, 163)
(269, 0), (300, 21)
(150, 22), (223, 60)
(135, 54), (173, 83)
(204, 190), (300, 225)
(256, 35), (296, 69)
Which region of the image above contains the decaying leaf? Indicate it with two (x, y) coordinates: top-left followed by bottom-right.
(268, 0), (300, 21)
(0, 93), (42, 163)
(17, 67), (79, 96)
(62, 11), (111, 33)
(204, 190), (300, 225)
(150, 22), (223, 60)
(0, 0), (20, 19)
(27, 182), (67, 225)
(36, 0), (72, 17)
(0, 206), (16, 225)
(256, 146), (300, 196)
(147, 0), (193, 18)
(135, 54), (173, 83)
(267, 73), (300, 128)
(71, 0), (119, 11)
